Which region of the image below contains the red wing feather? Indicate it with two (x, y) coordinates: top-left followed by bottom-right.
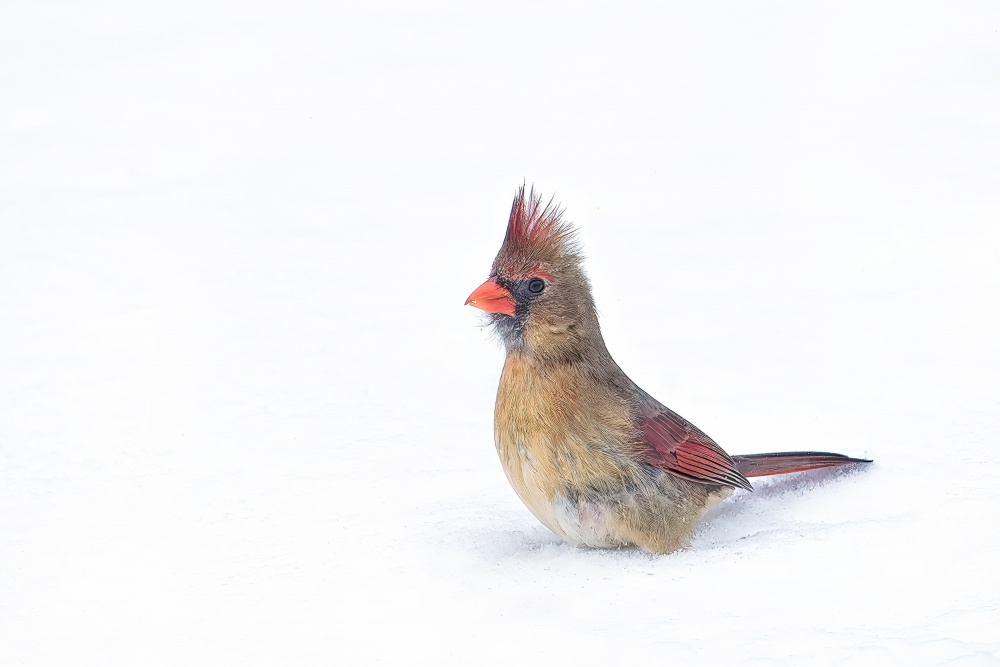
(640, 411), (753, 491)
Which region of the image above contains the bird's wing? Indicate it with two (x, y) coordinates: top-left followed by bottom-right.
(638, 407), (753, 491)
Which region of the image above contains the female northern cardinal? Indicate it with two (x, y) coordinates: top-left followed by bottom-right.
(466, 186), (871, 554)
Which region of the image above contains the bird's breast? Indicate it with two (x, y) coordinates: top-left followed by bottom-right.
(494, 354), (645, 547)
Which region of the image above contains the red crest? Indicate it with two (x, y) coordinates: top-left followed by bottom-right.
(492, 185), (579, 278)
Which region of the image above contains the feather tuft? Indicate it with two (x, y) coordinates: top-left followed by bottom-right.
(492, 184), (580, 278)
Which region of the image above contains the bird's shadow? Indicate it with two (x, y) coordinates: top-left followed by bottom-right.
(457, 462), (873, 562)
(695, 462), (872, 542)
(740, 462), (867, 500)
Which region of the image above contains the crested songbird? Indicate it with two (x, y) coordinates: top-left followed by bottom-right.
(465, 186), (871, 555)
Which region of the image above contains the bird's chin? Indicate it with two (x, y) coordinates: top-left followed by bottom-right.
(487, 311), (525, 350)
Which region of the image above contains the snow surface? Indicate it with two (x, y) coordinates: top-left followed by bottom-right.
(3, 1), (1000, 664)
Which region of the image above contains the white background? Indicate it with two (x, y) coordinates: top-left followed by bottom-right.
(2, 1), (999, 664)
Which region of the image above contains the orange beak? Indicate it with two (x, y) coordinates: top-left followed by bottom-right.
(465, 278), (516, 316)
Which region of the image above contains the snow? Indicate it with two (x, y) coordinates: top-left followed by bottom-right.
(2, 1), (999, 664)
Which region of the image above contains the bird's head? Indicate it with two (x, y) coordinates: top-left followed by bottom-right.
(466, 185), (603, 361)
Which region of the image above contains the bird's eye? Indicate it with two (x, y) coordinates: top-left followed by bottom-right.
(527, 278), (545, 294)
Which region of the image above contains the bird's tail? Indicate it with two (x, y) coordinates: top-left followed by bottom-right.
(732, 451), (871, 478)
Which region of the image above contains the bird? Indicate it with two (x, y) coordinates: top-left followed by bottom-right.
(465, 185), (871, 555)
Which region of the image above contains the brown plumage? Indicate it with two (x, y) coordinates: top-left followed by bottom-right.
(466, 186), (871, 554)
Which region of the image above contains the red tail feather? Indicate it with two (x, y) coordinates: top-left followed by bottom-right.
(733, 452), (871, 478)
